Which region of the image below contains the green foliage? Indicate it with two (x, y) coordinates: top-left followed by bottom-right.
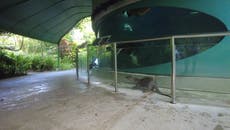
(68, 43), (77, 64)
(0, 17), (95, 78)
(30, 55), (74, 72)
(0, 51), (15, 77)
(77, 50), (87, 69)
(22, 39), (57, 55)
(58, 56), (74, 70)
(76, 17), (96, 44)
(64, 17), (96, 45)
(0, 51), (31, 78)
(13, 54), (31, 74)
(31, 55), (55, 71)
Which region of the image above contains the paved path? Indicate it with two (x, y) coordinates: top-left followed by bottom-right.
(0, 70), (230, 130)
(0, 70), (84, 110)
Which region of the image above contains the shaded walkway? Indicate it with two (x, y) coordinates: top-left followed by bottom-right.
(0, 70), (138, 130)
(0, 70), (230, 130)
(0, 70), (86, 110)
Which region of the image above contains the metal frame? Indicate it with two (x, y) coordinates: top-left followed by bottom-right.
(114, 43), (118, 92)
(114, 31), (230, 44)
(170, 36), (176, 104)
(57, 44), (60, 71)
(76, 48), (79, 80)
(87, 44), (90, 85)
(87, 31), (230, 104)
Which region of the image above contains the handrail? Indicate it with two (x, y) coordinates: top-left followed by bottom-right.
(174, 31), (230, 39)
(114, 31), (230, 44)
(91, 31), (230, 104)
(116, 36), (172, 44)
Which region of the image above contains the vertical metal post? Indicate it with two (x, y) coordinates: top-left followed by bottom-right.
(76, 48), (79, 80)
(114, 43), (118, 92)
(87, 44), (90, 85)
(171, 37), (176, 104)
(57, 44), (60, 71)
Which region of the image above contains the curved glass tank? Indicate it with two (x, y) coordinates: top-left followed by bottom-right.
(92, 0), (230, 78)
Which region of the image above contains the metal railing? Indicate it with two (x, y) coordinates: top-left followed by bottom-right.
(79, 31), (230, 104)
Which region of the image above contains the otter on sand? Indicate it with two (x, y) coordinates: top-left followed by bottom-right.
(126, 76), (171, 97)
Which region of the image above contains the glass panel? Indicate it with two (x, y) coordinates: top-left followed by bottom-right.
(175, 35), (230, 106)
(175, 36), (230, 78)
(97, 44), (114, 70)
(78, 49), (87, 74)
(90, 44), (115, 88)
(114, 39), (172, 94)
(96, 6), (227, 42)
(117, 39), (171, 76)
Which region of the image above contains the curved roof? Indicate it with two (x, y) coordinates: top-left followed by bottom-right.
(0, 0), (92, 43)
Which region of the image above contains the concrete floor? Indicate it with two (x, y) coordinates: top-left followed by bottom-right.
(0, 70), (86, 110)
(0, 70), (139, 130)
(0, 70), (230, 130)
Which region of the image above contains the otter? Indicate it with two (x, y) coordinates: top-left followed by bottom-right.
(126, 76), (171, 97)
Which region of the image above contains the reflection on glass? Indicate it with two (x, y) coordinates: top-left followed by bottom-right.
(96, 45), (113, 70)
(175, 36), (223, 61)
(123, 11), (129, 17)
(124, 23), (133, 31)
(117, 40), (171, 69)
(125, 7), (151, 17)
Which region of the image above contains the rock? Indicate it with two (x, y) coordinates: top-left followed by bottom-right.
(218, 113), (224, 117)
(214, 125), (223, 130)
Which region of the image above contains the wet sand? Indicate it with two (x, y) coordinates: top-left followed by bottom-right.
(0, 70), (230, 130)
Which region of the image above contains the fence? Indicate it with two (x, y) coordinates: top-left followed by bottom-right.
(77, 31), (230, 104)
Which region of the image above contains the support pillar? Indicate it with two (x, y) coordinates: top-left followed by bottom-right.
(87, 44), (90, 85)
(57, 44), (60, 71)
(113, 43), (118, 92)
(170, 37), (176, 104)
(76, 48), (79, 80)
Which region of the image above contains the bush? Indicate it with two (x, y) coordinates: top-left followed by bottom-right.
(31, 55), (55, 71)
(31, 55), (75, 71)
(31, 55), (41, 71)
(56, 56), (74, 70)
(43, 56), (55, 70)
(0, 51), (31, 78)
(0, 51), (15, 77)
(0, 50), (75, 79)
(13, 54), (31, 74)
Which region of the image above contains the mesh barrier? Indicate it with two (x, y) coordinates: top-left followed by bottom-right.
(88, 34), (230, 105)
(97, 44), (114, 70)
(115, 40), (172, 93)
(89, 44), (115, 87)
(174, 36), (230, 105)
(175, 36), (230, 78)
(78, 50), (87, 74)
(116, 40), (171, 75)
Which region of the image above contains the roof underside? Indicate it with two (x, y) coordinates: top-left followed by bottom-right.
(0, 0), (92, 43)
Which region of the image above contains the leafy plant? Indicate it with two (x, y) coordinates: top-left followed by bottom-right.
(13, 54), (31, 74)
(31, 55), (55, 71)
(0, 51), (31, 78)
(57, 56), (74, 70)
(0, 17), (95, 79)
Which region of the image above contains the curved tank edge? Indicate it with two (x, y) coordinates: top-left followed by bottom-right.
(92, 0), (230, 78)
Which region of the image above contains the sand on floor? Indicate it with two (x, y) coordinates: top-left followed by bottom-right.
(0, 70), (230, 130)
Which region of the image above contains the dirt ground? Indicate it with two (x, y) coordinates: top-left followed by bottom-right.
(0, 70), (230, 130)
